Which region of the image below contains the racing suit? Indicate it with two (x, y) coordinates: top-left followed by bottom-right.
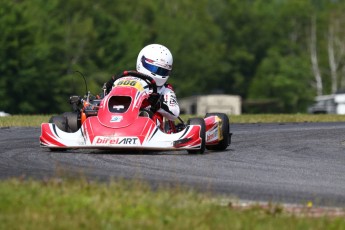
(105, 75), (180, 121)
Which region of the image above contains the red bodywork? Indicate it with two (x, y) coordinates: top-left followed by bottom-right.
(39, 77), (219, 151)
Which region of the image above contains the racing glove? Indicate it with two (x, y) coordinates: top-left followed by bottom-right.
(148, 93), (162, 113)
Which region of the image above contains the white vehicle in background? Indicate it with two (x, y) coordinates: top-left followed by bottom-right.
(0, 111), (10, 117)
(308, 93), (345, 114)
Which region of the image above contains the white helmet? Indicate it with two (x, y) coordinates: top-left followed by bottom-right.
(136, 44), (173, 86)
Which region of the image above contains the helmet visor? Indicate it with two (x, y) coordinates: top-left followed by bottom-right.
(141, 56), (171, 77)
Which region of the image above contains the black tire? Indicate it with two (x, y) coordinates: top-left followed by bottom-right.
(49, 115), (68, 132)
(187, 118), (206, 154)
(48, 115), (68, 152)
(49, 112), (80, 133)
(63, 112), (80, 132)
(205, 113), (231, 151)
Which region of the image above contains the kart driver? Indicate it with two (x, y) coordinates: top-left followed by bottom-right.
(105, 44), (180, 122)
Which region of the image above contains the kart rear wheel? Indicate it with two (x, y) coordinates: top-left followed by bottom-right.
(187, 118), (206, 154)
(205, 113), (231, 151)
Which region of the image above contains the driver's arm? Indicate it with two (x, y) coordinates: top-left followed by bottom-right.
(157, 88), (180, 121)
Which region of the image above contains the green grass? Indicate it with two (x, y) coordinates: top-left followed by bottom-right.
(0, 178), (344, 230)
(2, 114), (345, 127)
(0, 115), (52, 127)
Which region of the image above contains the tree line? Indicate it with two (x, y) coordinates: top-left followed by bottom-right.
(1, 0), (344, 114)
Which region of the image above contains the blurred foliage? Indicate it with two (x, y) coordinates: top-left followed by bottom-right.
(0, 0), (344, 114)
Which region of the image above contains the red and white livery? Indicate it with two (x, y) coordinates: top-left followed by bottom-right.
(40, 71), (231, 154)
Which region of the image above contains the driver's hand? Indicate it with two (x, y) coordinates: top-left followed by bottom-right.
(148, 93), (162, 112)
(148, 93), (160, 104)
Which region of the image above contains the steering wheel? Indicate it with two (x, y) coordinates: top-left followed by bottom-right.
(114, 70), (157, 94)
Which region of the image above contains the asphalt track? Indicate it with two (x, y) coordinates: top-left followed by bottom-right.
(1, 122), (345, 207)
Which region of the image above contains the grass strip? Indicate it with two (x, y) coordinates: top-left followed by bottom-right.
(2, 114), (345, 127)
(0, 115), (52, 127)
(0, 178), (344, 230)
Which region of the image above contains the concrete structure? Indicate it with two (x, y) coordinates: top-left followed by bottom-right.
(179, 94), (241, 115)
(308, 93), (345, 114)
(0, 111), (10, 117)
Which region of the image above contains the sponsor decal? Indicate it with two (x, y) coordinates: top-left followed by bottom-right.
(115, 79), (144, 91)
(94, 136), (139, 145)
(169, 95), (177, 106)
(112, 105), (125, 111)
(110, 115), (123, 122)
(207, 130), (219, 142)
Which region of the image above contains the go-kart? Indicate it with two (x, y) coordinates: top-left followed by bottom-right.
(40, 71), (231, 154)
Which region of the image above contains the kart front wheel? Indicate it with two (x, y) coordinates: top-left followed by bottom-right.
(187, 118), (206, 154)
(49, 115), (67, 132)
(47, 116), (67, 151)
(63, 112), (80, 132)
(49, 112), (80, 133)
